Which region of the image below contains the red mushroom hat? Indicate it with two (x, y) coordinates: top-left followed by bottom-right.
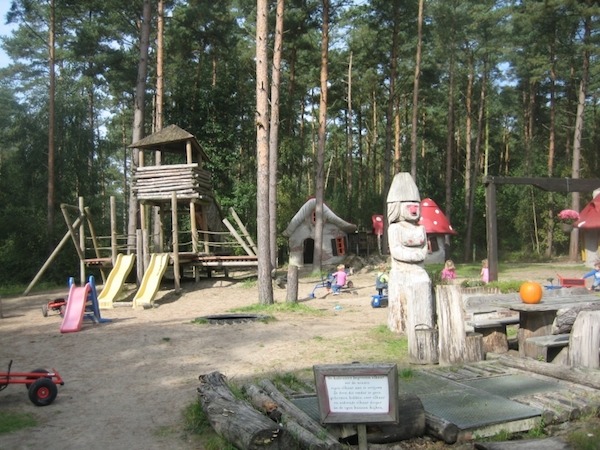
(419, 198), (457, 235)
(575, 195), (600, 229)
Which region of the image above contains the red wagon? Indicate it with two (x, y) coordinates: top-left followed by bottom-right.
(557, 274), (586, 288)
(0, 360), (64, 406)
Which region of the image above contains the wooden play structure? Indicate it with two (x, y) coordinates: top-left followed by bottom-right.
(25, 125), (257, 298)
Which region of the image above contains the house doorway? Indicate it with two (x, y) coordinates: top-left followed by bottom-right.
(303, 238), (314, 264)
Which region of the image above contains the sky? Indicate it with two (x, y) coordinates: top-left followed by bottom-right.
(0, 2), (15, 68)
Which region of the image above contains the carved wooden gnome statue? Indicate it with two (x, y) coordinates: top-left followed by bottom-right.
(386, 173), (437, 364)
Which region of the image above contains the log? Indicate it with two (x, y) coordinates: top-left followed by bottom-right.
(244, 384), (282, 422)
(568, 310), (600, 369)
(436, 285), (468, 365)
(474, 437), (571, 450)
(257, 379), (342, 449)
(497, 355), (600, 390)
(197, 372), (296, 449)
(425, 412), (459, 444)
(552, 303), (600, 334)
(413, 324), (439, 364)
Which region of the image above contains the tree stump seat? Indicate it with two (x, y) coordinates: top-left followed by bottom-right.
(469, 316), (520, 354)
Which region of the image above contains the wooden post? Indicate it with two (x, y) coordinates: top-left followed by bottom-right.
(136, 229), (143, 285)
(286, 265), (298, 303)
(79, 197), (86, 284)
(24, 214), (85, 295)
(568, 310), (600, 369)
(485, 179), (498, 282)
(110, 196), (117, 262)
(230, 207), (258, 254)
(171, 192), (181, 292)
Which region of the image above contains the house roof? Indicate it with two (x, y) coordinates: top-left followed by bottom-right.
(418, 198), (457, 235)
(575, 195), (600, 229)
(128, 124), (209, 162)
(282, 198), (357, 237)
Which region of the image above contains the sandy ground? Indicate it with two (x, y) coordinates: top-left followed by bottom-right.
(0, 262), (588, 450)
(0, 267), (393, 450)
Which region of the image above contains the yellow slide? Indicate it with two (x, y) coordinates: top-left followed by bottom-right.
(98, 254), (136, 309)
(132, 253), (170, 309)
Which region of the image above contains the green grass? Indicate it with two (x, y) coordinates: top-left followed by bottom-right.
(0, 411), (37, 434)
(182, 402), (236, 450)
(0, 281), (63, 297)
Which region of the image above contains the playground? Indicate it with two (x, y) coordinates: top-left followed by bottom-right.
(0, 263), (595, 449)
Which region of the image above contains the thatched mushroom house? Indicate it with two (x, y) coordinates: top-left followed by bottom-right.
(282, 198), (357, 267)
(575, 189), (600, 267)
(418, 198), (457, 264)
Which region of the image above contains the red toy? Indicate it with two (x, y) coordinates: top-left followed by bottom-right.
(0, 360), (64, 406)
(41, 298), (67, 317)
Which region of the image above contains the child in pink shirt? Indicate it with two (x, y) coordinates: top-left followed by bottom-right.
(331, 264), (348, 295)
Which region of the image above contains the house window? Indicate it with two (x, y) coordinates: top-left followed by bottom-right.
(331, 237), (347, 256)
(427, 237), (439, 254)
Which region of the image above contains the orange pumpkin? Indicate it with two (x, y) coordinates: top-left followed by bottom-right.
(519, 281), (543, 304)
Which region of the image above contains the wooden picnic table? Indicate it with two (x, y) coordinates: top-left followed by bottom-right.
(504, 293), (600, 361)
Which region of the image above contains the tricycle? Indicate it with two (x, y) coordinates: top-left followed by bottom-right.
(0, 360), (64, 406)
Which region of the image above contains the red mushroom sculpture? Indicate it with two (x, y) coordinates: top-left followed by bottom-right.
(418, 198), (457, 263)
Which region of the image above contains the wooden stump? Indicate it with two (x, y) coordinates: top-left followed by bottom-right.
(436, 285), (468, 365)
(197, 372), (297, 449)
(413, 324), (439, 364)
(286, 265), (298, 303)
(568, 310), (600, 369)
(465, 332), (484, 363)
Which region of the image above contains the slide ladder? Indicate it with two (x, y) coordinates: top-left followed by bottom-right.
(132, 253), (170, 309)
(97, 254), (136, 309)
(60, 276), (111, 333)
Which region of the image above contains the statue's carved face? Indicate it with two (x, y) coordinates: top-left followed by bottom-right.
(401, 201), (421, 222)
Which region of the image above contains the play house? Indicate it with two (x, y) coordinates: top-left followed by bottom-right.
(575, 189), (600, 267)
(282, 198), (357, 267)
(418, 198), (457, 264)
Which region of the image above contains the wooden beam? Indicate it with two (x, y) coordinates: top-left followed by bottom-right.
(484, 176), (600, 282)
(485, 176), (600, 193)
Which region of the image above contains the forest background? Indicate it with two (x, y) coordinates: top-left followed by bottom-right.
(0, 0), (598, 288)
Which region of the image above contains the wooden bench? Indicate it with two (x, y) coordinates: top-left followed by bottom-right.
(525, 334), (570, 362)
(462, 291), (521, 354)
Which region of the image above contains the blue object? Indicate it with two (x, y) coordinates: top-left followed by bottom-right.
(371, 294), (388, 308)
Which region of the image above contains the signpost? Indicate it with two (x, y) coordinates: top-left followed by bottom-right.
(313, 363), (398, 449)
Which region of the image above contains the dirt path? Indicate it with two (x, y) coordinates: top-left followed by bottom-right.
(0, 262), (588, 450)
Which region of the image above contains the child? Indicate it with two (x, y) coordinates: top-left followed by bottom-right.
(331, 264), (348, 295)
(583, 261), (600, 291)
(441, 260), (456, 283)
(375, 264), (389, 295)
(480, 259), (489, 284)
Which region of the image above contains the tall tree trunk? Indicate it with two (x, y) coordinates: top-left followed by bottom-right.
(410, 0), (424, 179)
(153, 0), (165, 251)
(47, 0), (56, 248)
(269, 0), (284, 271)
(569, 14), (591, 262)
(462, 53), (474, 261)
(464, 62), (487, 262)
(383, 10), (399, 256)
(312, 0), (329, 274)
(546, 45), (557, 258)
(444, 55), (455, 253)
(256, 0), (273, 303)
(346, 51), (353, 206)
(127, 0), (152, 253)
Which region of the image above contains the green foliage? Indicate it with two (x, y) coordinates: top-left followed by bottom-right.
(0, 411), (37, 434)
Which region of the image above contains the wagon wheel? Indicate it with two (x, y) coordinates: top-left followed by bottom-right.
(25, 369), (49, 389)
(59, 305), (66, 316)
(41, 304), (49, 317)
(347, 280), (354, 288)
(28, 378), (57, 406)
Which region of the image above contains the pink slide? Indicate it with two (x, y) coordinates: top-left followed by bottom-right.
(60, 283), (91, 333)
